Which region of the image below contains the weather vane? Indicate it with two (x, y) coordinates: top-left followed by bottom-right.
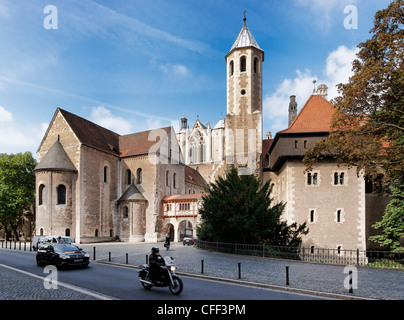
(243, 10), (247, 24)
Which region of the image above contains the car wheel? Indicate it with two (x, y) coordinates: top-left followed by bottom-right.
(36, 256), (43, 267)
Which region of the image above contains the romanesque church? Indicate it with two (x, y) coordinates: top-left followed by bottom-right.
(34, 18), (387, 250)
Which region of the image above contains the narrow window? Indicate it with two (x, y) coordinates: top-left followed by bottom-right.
(310, 246), (315, 254)
(173, 173), (176, 189)
(334, 172), (339, 185)
(307, 173), (312, 185)
(304, 140), (307, 149)
(39, 184), (45, 205)
(337, 210), (341, 223)
(240, 56), (246, 72)
(104, 166), (108, 183)
(310, 210), (315, 223)
(340, 173), (344, 185)
(337, 246), (341, 254)
(295, 140), (298, 149)
(254, 57), (259, 73)
(229, 60), (234, 76)
(40, 228), (44, 236)
(65, 228), (70, 237)
(137, 168), (142, 184)
(313, 173), (318, 185)
(57, 185), (66, 205)
(126, 169), (131, 184)
(166, 171), (170, 186)
(95, 229), (99, 237)
(123, 206), (129, 219)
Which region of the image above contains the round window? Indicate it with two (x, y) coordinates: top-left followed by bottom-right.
(241, 89), (246, 95)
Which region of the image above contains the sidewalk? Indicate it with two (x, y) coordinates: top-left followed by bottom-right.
(80, 242), (404, 300)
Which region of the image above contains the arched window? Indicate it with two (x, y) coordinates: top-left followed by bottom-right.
(229, 60), (234, 76)
(40, 228), (44, 236)
(65, 228), (70, 237)
(136, 168), (142, 184)
(39, 184), (45, 205)
(240, 56), (246, 72)
(173, 173), (176, 189)
(166, 171), (170, 186)
(254, 57), (259, 73)
(126, 169), (131, 184)
(95, 229), (99, 237)
(57, 185), (66, 205)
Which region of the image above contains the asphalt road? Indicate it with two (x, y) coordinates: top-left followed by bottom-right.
(0, 248), (329, 301)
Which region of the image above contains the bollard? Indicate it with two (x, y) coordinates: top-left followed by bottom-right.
(201, 260), (204, 274)
(109, 252), (111, 262)
(93, 247), (96, 260)
(19, 242), (21, 250)
(349, 271), (353, 294)
(146, 255), (149, 264)
(286, 266), (290, 286)
(126, 253), (128, 264)
(238, 262), (241, 279)
(24, 241), (26, 251)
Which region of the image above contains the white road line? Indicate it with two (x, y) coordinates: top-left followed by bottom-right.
(0, 263), (115, 300)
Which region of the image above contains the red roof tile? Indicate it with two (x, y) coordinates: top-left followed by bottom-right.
(280, 95), (335, 134)
(185, 166), (208, 188)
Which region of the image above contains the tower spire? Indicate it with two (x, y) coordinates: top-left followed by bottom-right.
(243, 9), (247, 25)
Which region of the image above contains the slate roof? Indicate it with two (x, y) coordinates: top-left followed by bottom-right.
(34, 139), (77, 172)
(229, 22), (262, 53)
(118, 184), (147, 202)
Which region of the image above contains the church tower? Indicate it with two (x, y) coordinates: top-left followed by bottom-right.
(225, 15), (264, 176)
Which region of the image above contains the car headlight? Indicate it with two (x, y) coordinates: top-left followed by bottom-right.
(59, 254), (70, 259)
(84, 253), (90, 258)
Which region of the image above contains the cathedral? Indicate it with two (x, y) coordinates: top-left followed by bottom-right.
(34, 18), (387, 250)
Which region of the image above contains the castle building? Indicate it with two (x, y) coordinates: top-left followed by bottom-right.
(34, 17), (386, 249)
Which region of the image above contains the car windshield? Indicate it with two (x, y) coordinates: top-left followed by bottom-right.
(59, 237), (73, 243)
(53, 244), (80, 253)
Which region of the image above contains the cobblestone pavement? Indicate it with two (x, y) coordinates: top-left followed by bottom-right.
(0, 264), (102, 300)
(80, 242), (404, 300)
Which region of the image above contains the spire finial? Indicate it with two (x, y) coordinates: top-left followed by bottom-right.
(243, 10), (247, 24)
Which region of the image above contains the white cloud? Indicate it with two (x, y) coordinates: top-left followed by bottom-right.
(160, 64), (191, 77)
(0, 106), (47, 156)
(0, 105), (13, 122)
(90, 106), (133, 135)
(264, 45), (358, 135)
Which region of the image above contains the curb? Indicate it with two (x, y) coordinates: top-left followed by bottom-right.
(95, 260), (372, 300)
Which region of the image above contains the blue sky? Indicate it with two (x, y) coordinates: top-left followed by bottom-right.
(0, 0), (392, 158)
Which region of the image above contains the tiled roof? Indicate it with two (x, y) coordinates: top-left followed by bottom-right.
(162, 194), (205, 201)
(280, 95), (335, 134)
(119, 127), (172, 157)
(185, 166), (208, 188)
(261, 139), (273, 168)
(59, 108), (120, 156)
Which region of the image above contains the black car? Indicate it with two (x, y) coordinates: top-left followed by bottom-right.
(36, 244), (90, 268)
(182, 237), (194, 246)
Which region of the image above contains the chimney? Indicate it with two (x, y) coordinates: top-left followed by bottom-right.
(316, 84), (328, 100)
(288, 95), (298, 126)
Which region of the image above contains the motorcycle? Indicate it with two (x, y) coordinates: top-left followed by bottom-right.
(138, 256), (183, 295)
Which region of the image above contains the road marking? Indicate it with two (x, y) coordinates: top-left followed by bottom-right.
(0, 263), (115, 300)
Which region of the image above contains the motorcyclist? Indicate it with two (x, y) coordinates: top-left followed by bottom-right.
(149, 247), (165, 282)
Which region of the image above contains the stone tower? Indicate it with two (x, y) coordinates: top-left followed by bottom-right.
(288, 95), (298, 126)
(224, 16), (264, 176)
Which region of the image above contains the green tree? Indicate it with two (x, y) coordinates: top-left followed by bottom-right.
(0, 152), (37, 240)
(303, 0), (404, 251)
(197, 168), (308, 246)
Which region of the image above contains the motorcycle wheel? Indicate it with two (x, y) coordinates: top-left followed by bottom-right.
(141, 273), (153, 290)
(169, 276), (183, 295)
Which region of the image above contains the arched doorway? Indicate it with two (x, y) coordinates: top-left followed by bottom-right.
(164, 223), (175, 241)
(178, 220), (193, 241)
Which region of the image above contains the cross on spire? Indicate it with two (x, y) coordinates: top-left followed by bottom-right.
(243, 10), (247, 24)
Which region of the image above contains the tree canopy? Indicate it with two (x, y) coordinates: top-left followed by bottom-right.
(0, 152), (37, 240)
(197, 168), (308, 246)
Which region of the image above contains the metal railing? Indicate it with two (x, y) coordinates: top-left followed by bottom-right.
(194, 240), (404, 269)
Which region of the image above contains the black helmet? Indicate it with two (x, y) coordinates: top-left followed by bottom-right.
(151, 246), (159, 254)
